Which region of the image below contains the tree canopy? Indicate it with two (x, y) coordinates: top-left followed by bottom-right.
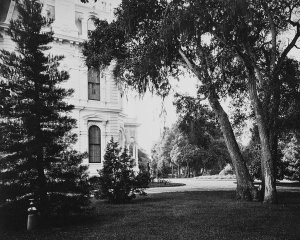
(83, 0), (300, 203)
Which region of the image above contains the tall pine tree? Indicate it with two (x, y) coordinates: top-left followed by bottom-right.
(0, 0), (89, 215)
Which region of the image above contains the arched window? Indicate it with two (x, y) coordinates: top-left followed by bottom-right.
(89, 126), (101, 163)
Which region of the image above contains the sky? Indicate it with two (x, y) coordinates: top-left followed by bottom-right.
(124, 75), (198, 155)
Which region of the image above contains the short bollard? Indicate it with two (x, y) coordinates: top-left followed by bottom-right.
(27, 199), (38, 231)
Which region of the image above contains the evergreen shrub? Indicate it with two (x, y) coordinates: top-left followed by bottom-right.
(97, 138), (149, 203)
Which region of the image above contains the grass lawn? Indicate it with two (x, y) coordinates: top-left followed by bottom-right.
(1, 191), (300, 240)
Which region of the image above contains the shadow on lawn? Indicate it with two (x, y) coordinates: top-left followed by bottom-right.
(233, 181), (300, 188)
(231, 181), (300, 190)
(277, 191), (300, 204)
(0, 196), (162, 233)
(0, 210), (100, 233)
(1, 190), (300, 235)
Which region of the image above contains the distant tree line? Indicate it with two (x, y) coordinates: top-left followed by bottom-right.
(150, 99), (230, 178)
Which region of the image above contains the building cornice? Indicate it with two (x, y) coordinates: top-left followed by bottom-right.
(74, 105), (123, 113)
(53, 34), (85, 45)
(0, 23), (86, 45)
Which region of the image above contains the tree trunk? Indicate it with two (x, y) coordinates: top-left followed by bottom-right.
(186, 162), (189, 178)
(247, 73), (277, 203)
(34, 109), (48, 216)
(208, 91), (258, 201)
(268, 78), (281, 186)
(177, 48), (257, 199)
(270, 133), (279, 184)
(36, 152), (48, 216)
(260, 160), (265, 198)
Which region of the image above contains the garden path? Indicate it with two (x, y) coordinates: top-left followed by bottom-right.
(146, 178), (300, 194)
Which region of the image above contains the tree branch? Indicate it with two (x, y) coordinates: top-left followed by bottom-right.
(172, 61), (188, 68)
(178, 48), (199, 77)
(274, 24), (300, 75)
(262, 2), (277, 71)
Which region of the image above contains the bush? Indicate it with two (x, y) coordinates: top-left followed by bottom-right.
(0, 198), (28, 231)
(97, 138), (147, 203)
(88, 176), (102, 199)
(0, 192), (90, 216)
(47, 193), (90, 216)
(0, 192), (91, 231)
(135, 171), (151, 189)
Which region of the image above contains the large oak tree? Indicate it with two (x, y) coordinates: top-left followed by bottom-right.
(83, 0), (258, 200)
(83, 0), (300, 203)
(198, 0), (300, 203)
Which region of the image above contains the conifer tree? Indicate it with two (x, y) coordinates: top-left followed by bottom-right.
(98, 138), (138, 203)
(0, 0), (89, 215)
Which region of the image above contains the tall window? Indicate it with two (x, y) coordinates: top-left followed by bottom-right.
(0, 0), (11, 22)
(88, 67), (100, 100)
(75, 12), (83, 36)
(89, 126), (101, 163)
(118, 130), (124, 148)
(87, 17), (96, 33)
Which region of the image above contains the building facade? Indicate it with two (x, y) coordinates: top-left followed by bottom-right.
(0, 0), (139, 175)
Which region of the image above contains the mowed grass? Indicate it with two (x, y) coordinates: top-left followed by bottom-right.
(1, 191), (300, 240)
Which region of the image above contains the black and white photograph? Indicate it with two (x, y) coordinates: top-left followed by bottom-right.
(0, 0), (300, 239)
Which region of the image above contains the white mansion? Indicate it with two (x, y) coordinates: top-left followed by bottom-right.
(0, 0), (139, 175)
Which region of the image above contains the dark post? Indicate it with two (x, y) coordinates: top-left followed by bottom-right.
(27, 198), (38, 231)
